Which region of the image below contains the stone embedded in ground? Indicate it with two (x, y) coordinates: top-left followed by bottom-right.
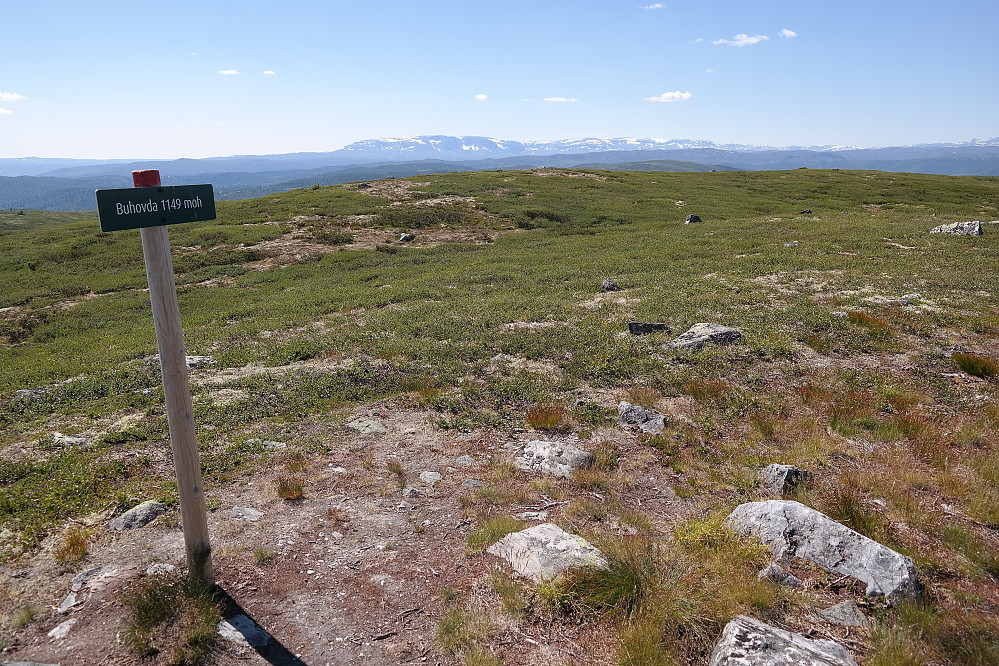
(51, 432), (89, 447)
(399, 232), (415, 242)
(513, 440), (594, 479)
(759, 464), (812, 496)
(419, 471), (441, 485)
(725, 500), (918, 599)
(930, 220), (982, 236)
(710, 615), (857, 666)
(462, 479), (483, 489)
(231, 506), (263, 522)
(812, 600), (871, 628)
(618, 401), (666, 435)
(784, 240), (801, 247)
(685, 214), (702, 224)
(148, 354), (215, 369)
(111, 500), (167, 531)
(601, 278), (622, 292)
(667, 323), (742, 351)
(145, 563), (177, 576)
(516, 510), (549, 521)
(47, 618), (77, 640)
(401, 486), (420, 497)
(453, 455), (475, 466)
(758, 562), (803, 588)
(628, 321), (669, 335)
(486, 523), (608, 582)
(217, 614), (271, 648)
(346, 419), (388, 435)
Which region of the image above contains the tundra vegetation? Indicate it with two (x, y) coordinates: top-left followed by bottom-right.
(0, 168), (998, 664)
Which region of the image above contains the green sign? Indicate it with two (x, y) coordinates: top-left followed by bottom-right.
(96, 184), (216, 232)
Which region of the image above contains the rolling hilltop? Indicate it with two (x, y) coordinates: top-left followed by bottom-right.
(3, 135), (999, 211)
(0, 168), (998, 664)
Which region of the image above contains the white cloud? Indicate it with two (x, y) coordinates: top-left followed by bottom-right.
(779, 29), (797, 39)
(263, 70), (276, 75)
(645, 90), (693, 103)
(713, 33), (769, 47)
(0, 91), (26, 102)
(641, 3), (664, 9)
(705, 69), (714, 73)
(474, 93), (488, 102)
(218, 69), (240, 76)
(544, 96), (578, 103)
(0, 108), (12, 116)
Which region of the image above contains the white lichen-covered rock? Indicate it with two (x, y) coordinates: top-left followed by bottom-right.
(759, 464), (811, 496)
(513, 440), (594, 478)
(726, 500), (918, 599)
(486, 523), (607, 582)
(111, 500), (167, 531)
(930, 220), (982, 236)
(618, 401), (666, 434)
(667, 323), (742, 351)
(709, 615), (857, 666)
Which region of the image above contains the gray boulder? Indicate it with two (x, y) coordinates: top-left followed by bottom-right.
(709, 615), (857, 666)
(486, 523), (607, 582)
(231, 506), (263, 522)
(668, 323), (742, 351)
(759, 464), (812, 496)
(111, 500), (167, 531)
(513, 440), (594, 479)
(811, 600), (871, 628)
(757, 562), (802, 588)
(725, 500), (918, 599)
(930, 220), (982, 236)
(618, 401), (666, 435)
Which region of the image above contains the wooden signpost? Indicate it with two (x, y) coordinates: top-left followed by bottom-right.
(96, 170), (215, 583)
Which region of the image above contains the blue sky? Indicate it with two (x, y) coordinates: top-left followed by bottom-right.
(2, 0), (997, 158)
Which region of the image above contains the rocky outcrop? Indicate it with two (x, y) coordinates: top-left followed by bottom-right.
(486, 523), (607, 582)
(930, 220), (982, 235)
(759, 464), (811, 496)
(618, 401), (666, 435)
(111, 500), (167, 531)
(667, 323), (742, 351)
(513, 440), (594, 478)
(709, 615), (857, 666)
(725, 500), (918, 599)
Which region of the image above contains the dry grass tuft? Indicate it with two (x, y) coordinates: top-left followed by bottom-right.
(276, 476), (304, 500)
(53, 523), (90, 564)
(525, 402), (566, 430)
(953, 352), (999, 379)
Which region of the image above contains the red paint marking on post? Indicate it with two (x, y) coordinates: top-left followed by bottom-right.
(132, 169), (162, 188)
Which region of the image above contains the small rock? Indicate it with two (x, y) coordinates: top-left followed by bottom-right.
(145, 563), (177, 576)
(399, 232), (415, 242)
(798, 209), (812, 215)
(487, 523), (608, 582)
(784, 241), (801, 247)
(71, 566), (103, 592)
(331, 466), (348, 474)
(709, 615), (857, 666)
(667, 323), (742, 351)
(513, 440), (594, 479)
(618, 401), (666, 435)
(831, 311), (848, 317)
(601, 279), (622, 292)
(685, 214), (702, 224)
(453, 455), (475, 467)
(111, 500), (167, 531)
(758, 562), (803, 588)
(419, 471), (442, 486)
(812, 600), (871, 628)
(346, 419), (388, 435)
(462, 479), (483, 489)
(930, 220), (982, 236)
(51, 432), (89, 447)
(401, 486), (420, 497)
(516, 511), (549, 521)
(231, 507), (263, 522)
(217, 614), (271, 648)
(628, 322), (668, 335)
(57, 592), (80, 614)
(759, 464), (811, 496)
(901, 293), (921, 301)
(47, 618), (77, 640)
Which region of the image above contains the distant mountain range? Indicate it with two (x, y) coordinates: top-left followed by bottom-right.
(3, 135), (999, 211)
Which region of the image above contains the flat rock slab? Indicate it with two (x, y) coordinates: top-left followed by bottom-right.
(618, 401), (666, 435)
(487, 523), (607, 582)
(726, 500), (917, 599)
(419, 471), (442, 485)
(759, 464), (811, 496)
(111, 500), (167, 531)
(668, 323), (742, 351)
(218, 614), (271, 648)
(811, 600), (871, 628)
(930, 220), (982, 235)
(709, 615), (857, 666)
(231, 506), (263, 522)
(513, 440), (594, 478)
(346, 419), (388, 435)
